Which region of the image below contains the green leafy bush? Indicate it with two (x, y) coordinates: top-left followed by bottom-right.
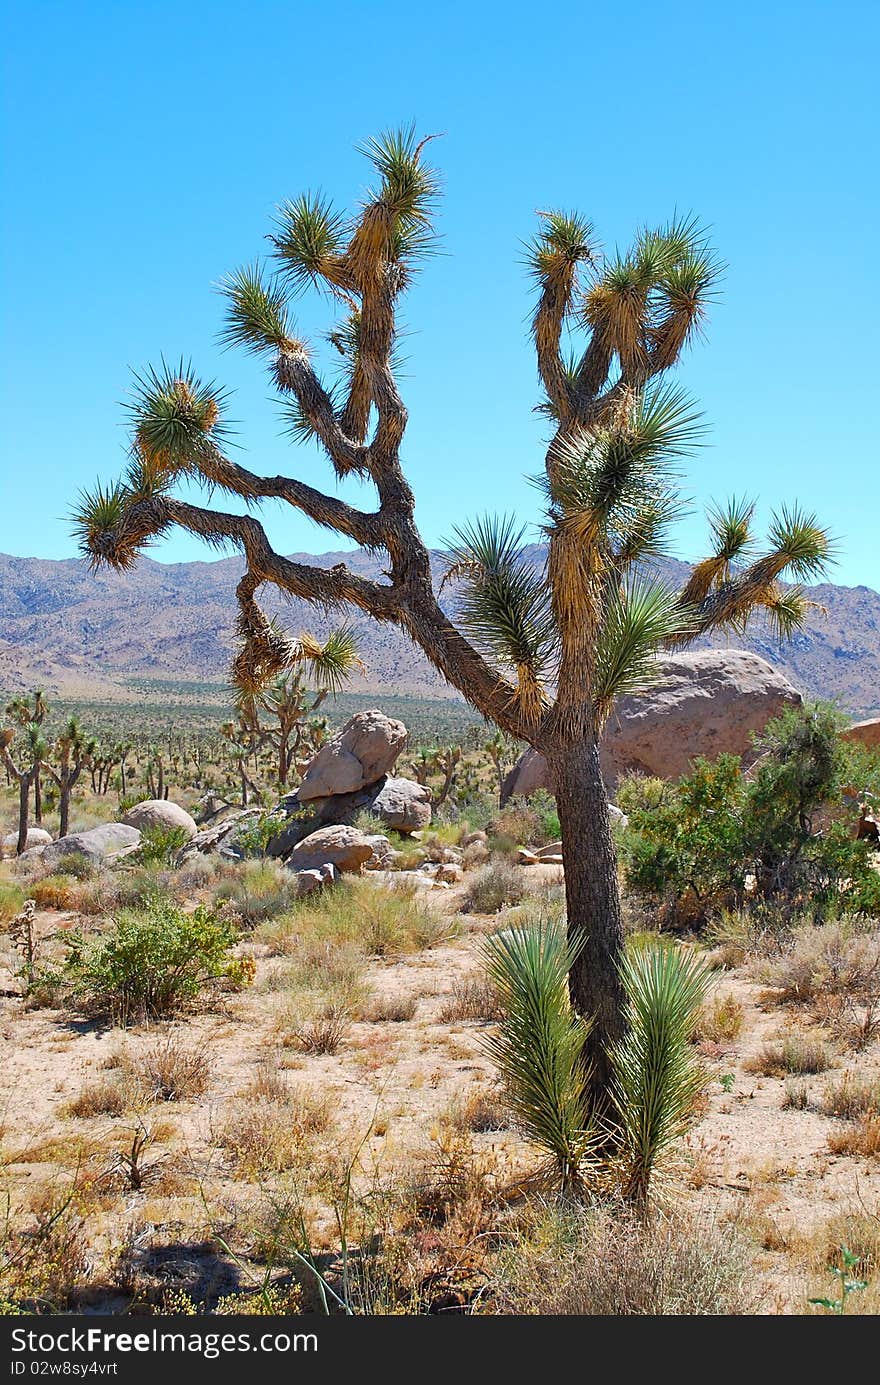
(136, 824), (191, 865)
(620, 705), (880, 926)
(61, 899), (253, 1023)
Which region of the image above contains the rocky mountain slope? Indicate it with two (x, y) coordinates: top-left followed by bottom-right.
(1, 549), (878, 716)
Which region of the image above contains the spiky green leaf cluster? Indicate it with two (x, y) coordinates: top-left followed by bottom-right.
(360, 123), (440, 261)
(127, 360), (230, 472)
(543, 382), (703, 562)
(445, 515), (556, 690)
(610, 945), (710, 1204)
(271, 193), (348, 296)
(219, 263), (292, 355)
(480, 920), (599, 1193)
(594, 579), (694, 716)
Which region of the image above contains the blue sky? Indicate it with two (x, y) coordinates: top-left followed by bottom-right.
(2, 0), (878, 587)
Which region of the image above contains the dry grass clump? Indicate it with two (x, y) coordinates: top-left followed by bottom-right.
(745, 1033), (833, 1078)
(283, 998), (351, 1054)
(438, 972), (503, 1023)
(215, 1070), (333, 1177)
(131, 1033), (211, 1102)
(0, 879), (25, 921)
(694, 994), (744, 1044)
(819, 1072), (880, 1120)
(827, 1114), (880, 1158)
(0, 1186), (90, 1309)
(496, 1205), (760, 1315)
(805, 1210), (880, 1279)
(61, 1079), (127, 1119)
(760, 921), (880, 1006)
(461, 859), (526, 915)
(361, 994), (419, 1023)
(215, 859), (298, 926)
(443, 1085), (508, 1133)
(263, 878), (456, 959)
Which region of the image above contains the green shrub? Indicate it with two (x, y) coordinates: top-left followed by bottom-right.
(61, 899), (253, 1023)
(215, 859), (298, 926)
(136, 825), (190, 865)
(620, 705), (880, 927)
(49, 852), (96, 881)
(232, 812), (286, 857)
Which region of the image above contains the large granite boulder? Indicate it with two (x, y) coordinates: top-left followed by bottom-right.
(121, 799), (198, 839)
(1, 827), (53, 857)
(841, 719), (880, 751)
(286, 826), (377, 874)
(297, 710), (408, 801)
(34, 824), (142, 867)
(501, 649), (802, 801)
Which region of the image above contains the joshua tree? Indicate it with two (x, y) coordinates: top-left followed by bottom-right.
(0, 724), (47, 853)
(44, 716), (96, 838)
(73, 129), (831, 1104)
(5, 691), (48, 824)
(257, 628), (358, 788)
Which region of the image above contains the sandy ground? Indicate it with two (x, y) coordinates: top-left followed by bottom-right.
(3, 865), (880, 1313)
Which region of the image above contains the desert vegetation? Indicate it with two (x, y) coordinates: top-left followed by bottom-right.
(2, 130), (876, 1322)
(3, 691), (880, 1316)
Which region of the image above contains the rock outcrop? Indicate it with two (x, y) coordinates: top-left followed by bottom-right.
(121, 799), (198, 839)
(270, 711), (431, 854)
(297, 710), (409, 800)
(501, 650), (803, 801)
(33, 824), (142, 866)
(841, 718), (880, 751)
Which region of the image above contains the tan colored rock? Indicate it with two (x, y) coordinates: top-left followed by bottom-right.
(501, 650), (802, 799)
(37, 824), (141, 866)
(841, 719), (880, 751)
(1, 827), (52, 856)
(287, 825), (376, 874)
(121, 799), (198, 839)
(297, 710), (408, 801)
(436, 862), (464, 884)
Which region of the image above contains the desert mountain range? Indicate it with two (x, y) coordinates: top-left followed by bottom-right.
(1, 548), (878, 716)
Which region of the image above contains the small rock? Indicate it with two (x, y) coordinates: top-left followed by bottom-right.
(462, 830), (488, 847)
(436, 862), (463, 884)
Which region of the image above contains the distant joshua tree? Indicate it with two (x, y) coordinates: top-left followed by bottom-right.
(72, 129), (831, 1106)
(5, 690), (48, 823)
(45, 716), (96, 838)
(1, 723), (47, 853)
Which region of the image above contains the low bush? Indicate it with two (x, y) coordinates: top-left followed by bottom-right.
(215, 859), (298, 927)
(60, 900), (254, 1024)
(760, 921), (880, 1006)
(497, 1206), (759, 1315)
(136, 825), (190, 866)
(0, 881), (25, 921)
(133, 1034), (211, 1101)
(461, 859), (525, 914)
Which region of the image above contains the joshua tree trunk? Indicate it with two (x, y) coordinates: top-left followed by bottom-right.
(33, 766), (42, 825)
(549, 737), (627, 1100)
(16, 774), (31, 855)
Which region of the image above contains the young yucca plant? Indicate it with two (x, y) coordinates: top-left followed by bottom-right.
(610, 944), (710, 1208)
(480, 920), (600, 1195)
